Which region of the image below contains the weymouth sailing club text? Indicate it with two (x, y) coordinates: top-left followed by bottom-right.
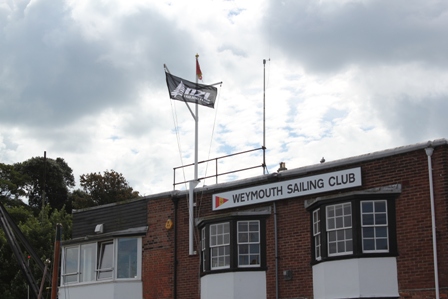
(232, 173), (356, 203)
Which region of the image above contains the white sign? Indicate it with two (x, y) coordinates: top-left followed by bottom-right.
(213, 167), (362, 211)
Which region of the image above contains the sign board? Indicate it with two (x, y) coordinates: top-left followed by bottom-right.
(213, 167), (362, 211)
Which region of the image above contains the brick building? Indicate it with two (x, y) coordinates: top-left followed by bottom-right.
(59, 139), (448, 299)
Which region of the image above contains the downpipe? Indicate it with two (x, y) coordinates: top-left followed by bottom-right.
(274, 202), (279, 299)
(425, 146), (440, 299)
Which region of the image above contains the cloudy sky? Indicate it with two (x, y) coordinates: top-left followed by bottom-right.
(1, 0), (447, 196)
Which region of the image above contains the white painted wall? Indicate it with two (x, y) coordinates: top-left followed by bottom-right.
(201, 271), (266, 299)
(313, 257), (399, 299)
(58, 280), (142, 299)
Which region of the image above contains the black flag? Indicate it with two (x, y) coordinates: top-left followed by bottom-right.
(165, 72), (217, 108)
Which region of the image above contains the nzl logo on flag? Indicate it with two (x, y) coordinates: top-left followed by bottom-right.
(212, 168), (362, 211)
(165, 72), (218, 108)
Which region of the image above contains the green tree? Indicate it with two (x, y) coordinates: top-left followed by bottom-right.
(70, 188), (94, 210)
(76, 169), (139, 208)
(0, 200), (72, 299)
(14, 157), (75, 211)
(0, 162), (29, 200)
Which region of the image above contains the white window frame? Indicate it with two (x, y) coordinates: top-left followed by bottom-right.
(116, 238), (139, 279)
(361, 200), (389, 253)
(62, 246), (80, 284)
(237, 220), (260, 267)
(210, 222), (230, 270)
(326, 202), (353, 256)
(80, 243), (96, 283)
(97, 240), (114, 280)
(313, 209), (321, 261)
(201, 227), (206, 272)
(61, 237), (142, 285)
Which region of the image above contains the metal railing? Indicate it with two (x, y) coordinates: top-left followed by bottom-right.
(173, 147), (265, 189)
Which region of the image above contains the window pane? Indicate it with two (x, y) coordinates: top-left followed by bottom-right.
(375, 213), (387, 225)
(337, 241), (345, 252)
(239, 244), (248, 254)
(344, 216), (351, 227)
(210, 223), (230, 269)
(375, 201), (386, 212)
(376, 227), (388, 238)
(343, 204), (351, 215)
(313, 208), (321, 260)
(64, 247), (79, 274)
(327, 203), (352, 256)
(97, 242), (113, 280)
(363, 227), (374, 238)
(361, 200), (389, 253)
(327, 206), (334, 217)
(224, 233), (230, 244)
(238, 222), (248, 232)
(224, 256), (230, 266)
(80, 244), (95, 282)
(336, 217), (343, 228)
(376, 239), (388, 250)
(249, 255), (259, 265)
(327, 218), (335, 229)
(362, 201), (373, 213)
(345, 228), (352, 239)
(249, 232), (259, 242)
(117, 238), (138, 279)
(335, 205), (343, 216)
(239, 232), (248, 242)
(250, 244), (260, 254)
(64, 247), (79, 284)
(363, 214), (374, 225)
(238, 221), (260, 267)
(201, 228), (206, 251)
(328, 231), (336, 242)
(363, 239), (375, 251)
(346, 240), (353, 252)
(239, 255), (248, 266)
(249, 222), (258, 231)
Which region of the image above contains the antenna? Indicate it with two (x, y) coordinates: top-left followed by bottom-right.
(263, 59), (268, 175)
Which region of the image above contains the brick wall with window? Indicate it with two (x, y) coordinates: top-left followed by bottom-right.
(141, 143), (448, 299)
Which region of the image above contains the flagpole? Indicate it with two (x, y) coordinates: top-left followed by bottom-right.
(195, 56), (199, 182)
(165, 56), (213, 256)
(188, 54), (201, 256)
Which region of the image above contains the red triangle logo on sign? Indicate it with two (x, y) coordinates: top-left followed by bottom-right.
(215, 196), (228, 208)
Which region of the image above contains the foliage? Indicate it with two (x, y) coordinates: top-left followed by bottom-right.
(0, 163), (29, 200)
(0, 200), (72, 299)
(14, 157), (75, 211)
(75, 169), (139, 208)
(0, 156), (140, 297)
(69, 188), (93, 209)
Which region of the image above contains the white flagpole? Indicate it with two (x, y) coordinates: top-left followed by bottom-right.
(188, 54), (201, 255)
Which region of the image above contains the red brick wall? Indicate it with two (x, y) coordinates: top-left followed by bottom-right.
(143, 144), (448, 299)
(143, 196), (174, 299)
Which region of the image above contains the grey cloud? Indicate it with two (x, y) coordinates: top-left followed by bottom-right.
(0, 0), (198, 130)
(372, 93), (448, 142)
(263, 0), (448, 73)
